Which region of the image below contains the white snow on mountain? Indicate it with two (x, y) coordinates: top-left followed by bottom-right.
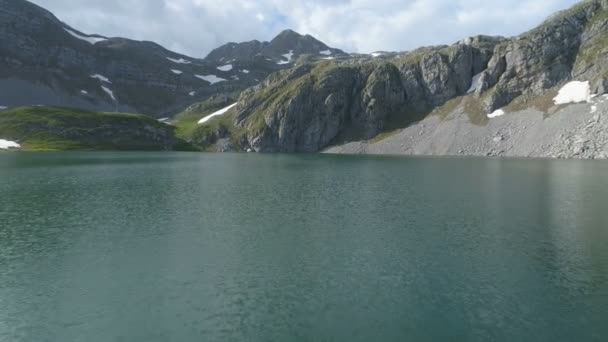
(170, 69), (183, 75)
(0, 106), (7, 110)
(553, 81), (594, 105)
(277, 50), (294, 65)
(217, 64), (233, 72)
(167, 57), (192, 64)
(0, 139), (20, 149)
(320, 50), (332, 55)
(195, 74), (226, 85)
(80, 90), (88, 95)
(189, 91), (196, 96)
(101, 86), (116, 101)
(487, 109), (505, 118)
(371, 52), (384, 57)
(198, 103), (238, 124)
(467, 73), (483, 94)
(90, 74), (111, 83)
(241, 69), (250, 74)
(64, 28), (107, 45)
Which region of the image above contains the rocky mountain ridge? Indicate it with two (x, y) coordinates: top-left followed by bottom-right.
(0, 0), (344, 118)
(204, 29), (345, 64)
(193, 0), (608, 156)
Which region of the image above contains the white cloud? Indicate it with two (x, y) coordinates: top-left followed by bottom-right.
(30, 0), (580, 57)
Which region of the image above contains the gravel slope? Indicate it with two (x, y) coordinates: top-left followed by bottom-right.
(324, 94), (608, 159)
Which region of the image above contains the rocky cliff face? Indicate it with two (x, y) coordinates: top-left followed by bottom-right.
(219, 0), (608, 153)
(478, 0), (608, 112)
(228, 37), (502, 152)
(0, 0), (342, 118)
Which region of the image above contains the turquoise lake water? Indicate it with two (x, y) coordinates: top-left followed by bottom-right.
(1, 152), (607, 341)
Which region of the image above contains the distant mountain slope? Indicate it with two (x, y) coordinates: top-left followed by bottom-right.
(0, 0), (344, 117)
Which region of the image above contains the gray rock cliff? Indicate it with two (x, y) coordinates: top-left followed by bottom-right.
(220, 0), (608, 153)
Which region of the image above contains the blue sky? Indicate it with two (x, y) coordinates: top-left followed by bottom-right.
(30, 0), (581, 57)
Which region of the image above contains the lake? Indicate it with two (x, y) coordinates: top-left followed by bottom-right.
(1, 152), (607, 341)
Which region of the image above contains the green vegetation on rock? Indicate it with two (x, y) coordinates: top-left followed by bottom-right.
(0, 107), (185, 151)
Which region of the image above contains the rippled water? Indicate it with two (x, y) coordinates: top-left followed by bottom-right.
(1, 153), (608, 341)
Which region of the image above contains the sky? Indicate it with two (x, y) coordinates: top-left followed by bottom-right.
(30, 0), (581, 58)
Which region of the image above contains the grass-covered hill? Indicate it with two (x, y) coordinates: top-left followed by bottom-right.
(0, 107), (189, 151)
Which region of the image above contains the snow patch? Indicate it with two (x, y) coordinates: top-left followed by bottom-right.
(90, 74), (111, 83)
(170, 69), (183, 75)
(217, 64), (233, 72)
(80, 90), (88, 95)
(231, 75), (240, 81)
(101, 86), (116, 101)
(167, 57), (191, 64)
(553, 81), (594, 105)
(322, 57), (335, 60)
(320, 50), (332, 56)
(277, 50), (294, 65)
(487, 109), (505, 118)
(189, 91), (196, 96)
(64, 28), (106, 45)
(241, 69), (250, 74)
(371, 52), (384, 57)
(591, 105), (598, 114)
(0, 106), (7, 110)
(198, 103), (238, 124)
(158, 118), (170, 122)
(0, 139), (20, 149)
(467, 73), (483, 94)
(195, 74), (226, 85)
(458, 37), (474, 46)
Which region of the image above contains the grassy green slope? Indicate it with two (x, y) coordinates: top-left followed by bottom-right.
(0, 106), (186, 151)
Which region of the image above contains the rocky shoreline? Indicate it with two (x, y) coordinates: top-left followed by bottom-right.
(324, 95), (608, 160)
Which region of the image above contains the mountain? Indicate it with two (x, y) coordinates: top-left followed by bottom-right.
(0, 0), (343, 118)
(204, 29), (345, 64)
(3, 0), (608, 158)
(191, 0), (608, 158)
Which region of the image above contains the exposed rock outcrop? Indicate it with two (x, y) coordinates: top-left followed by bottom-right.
(219, 0), (608, 153)
(231, 38), (503, 152)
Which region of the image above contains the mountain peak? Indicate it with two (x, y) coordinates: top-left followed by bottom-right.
(204, 29), (344, 64)
(267, 29), (343, 57)
(273, 29), (303, 40)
